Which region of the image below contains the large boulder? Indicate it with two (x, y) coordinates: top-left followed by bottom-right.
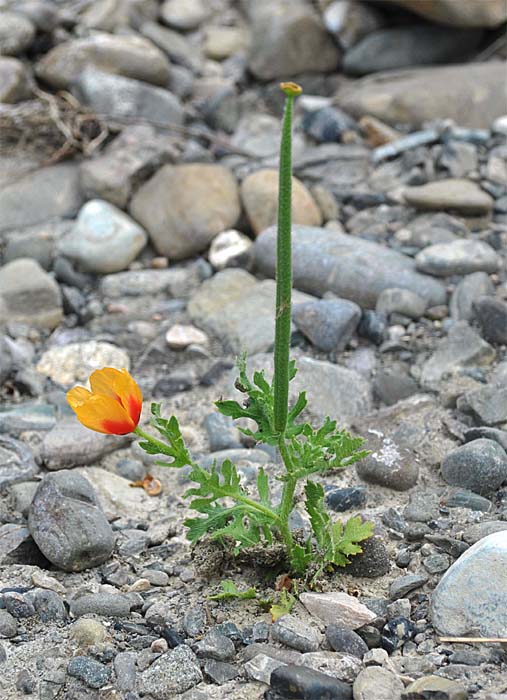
(336, 62), (506, 128)
(254, 225), (446, 309)
(384, 0), (507, 27)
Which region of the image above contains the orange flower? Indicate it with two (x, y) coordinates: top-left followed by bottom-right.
(67, 367), (142, 435)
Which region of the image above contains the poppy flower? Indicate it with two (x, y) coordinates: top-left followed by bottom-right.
(67, 367), (142, 435)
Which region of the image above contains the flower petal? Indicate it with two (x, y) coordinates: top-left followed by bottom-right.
(67, 386), (92, 409)
(89, 367), (142, 425)
(70, 393), (136, 434)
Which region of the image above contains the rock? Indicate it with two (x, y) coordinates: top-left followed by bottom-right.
(357, 311), (387, 345)
(241, 169), (322, 236)
(344, 25), (480, 76)
(70, 593), (131, 618)
(346, 537), (391, 578)
(462, 521), (507, 545)
(248, 5), (340, 80)
(431, 531), (507, 636)
(0, 163), (82, 232)
(138, 645), (203, 698)
(0, 435), (38, 489)
(244, 653), (285, 684)
(100, 268), (191, 298)
(76, 467), (158, 520)
(464, 384), (507, 425)
(0, 11), (35, 56)
(203, 412), (240, 452)
(420, 322), (495, 389)
(254, 226), (446, 309)
(302, 106), (357, 143)
(443, 489), (492, 512)
(325, 486), (367, 513)
(80, 125), (175, 208)
(415, 240), (499, 276)
(80, 0), (158, 30)
(140, 20), (201, 71)
(73, 68), (183, 126)
(3, 220), (68, 270)
(36, 341), (130, 387)
(67, 657), (110, 689)
(195, 630), (236, 661)
(385, 0), (507, 27)
(208, 229), (252, 270)
(203, 659), (240, 684)
(59, 200), (147, 274)
(300, 592), (376, 630)
(357, 435), (418, 491)
(450, 272), (494, 321)
(165, 324), (208, 349)
(272, 615), (321, 653)
(326, 626), (369, 659)
(232, 112), (306, 159)
(336, 62), (506, 129)
(353, 667), (404, 700)
(373, 368), (419, 406)
(130, 164), (240, 260)
(0, 57), (32, 102)
(270, 664), (353, 700)
(0, 610), (18, 638)
(0, 258), (63, 329)
(204, 26), (250, 60)
(36, 33), (170, 89)
(401, 675), (467, 700)
(473, 297), (507, 344)
(28, 470), (115, 572)
(40, 419), (129, 470)
(160, 0), (208, 29)
(33, 590), (66, 622)
(441, 439), (507, 496)
(404, 180), (493, 216)
(376, 288), (427, 319)
(188, 269), (314, 354)
(389, 574), (428, 600)
(113, 651), (137, 692)
(293, 299), (361, 352)
(0, 524), (32, 563)
(301, 651), (362, 684)
(323, 0), (385, 50)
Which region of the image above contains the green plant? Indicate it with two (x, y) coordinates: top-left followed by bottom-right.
(134, 82), (372, 575)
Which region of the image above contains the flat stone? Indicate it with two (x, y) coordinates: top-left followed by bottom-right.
(36, 33), (170, 89)
(473, 297), (507, 345)
(0, 56), (32, 102)
(165, 324), (208, 349)
(28, 470), (115, 572)
(160, 0), (208, 30)
(336, 62), (506, 129)
(420, 322), (495, 389)
(0, 435), (38, 489)
(301, 651), (362, 684)
(464, 385), (507, 425)
(244, 653), (285, 684)
(353, 667), (404, 700)
(73, 68), (183, 126)
(270, 664), (353, 700)
(254, 225), (446, 309)
(138, 645), (203, 698)
(376, 288), (427, 319)
(357, 435), (418, 491)
(0, 258), (63, 329)
(130, 164), (240, 260)
(404, 180), (493, 216)
(450, 272), (494, 321)
(416, 240), (499, 276)
(203, 659), (240, 684)
(100, 268), (191, 298)
(67, 657), (110, 689)
(70, 593), (131, 618)
(76, 467), (158, 520)
(462, 521), (507, 545)
(0, 164), (78, 237)
(431, 531), (507, 636)
(271, 615), (321, 653)
(441, 439), (507, 496)
(240, 169), (322, 236)
(36, 340), (130, 387)
(59, 200), (147, 274)
(0, 524), (31, 564)
(293, 299), (361, 352)
(401, 675), (467, 700)
(325, 625), (369, 659)
(389, 574), (428, 600)
(300, 592), (376, 630)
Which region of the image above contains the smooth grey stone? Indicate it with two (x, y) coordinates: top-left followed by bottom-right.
(473, 297), (507, 344)
(431, 532), (507, 636)
(374, 368), (418, 406)
(195, 630), (235, 661)
(70, 593), (132, 618)
(325, 625), (368, 659)
(41, 420), (128, 470)
(293, 298), (361, 352)
(357, 435), (418, 491)
(114, 652), (137, 692)
(443, 489), (492, 512)
(271, 615), (321, 653)
(0, 404), (56, 436)
(450, 272), (494, 322)
(254, 225), (446, 309)
(464, 426), (507, 452)
(353, 667), (404, 700)
(0, 609), (18, 638)
(464, 384), (507, 425)
(0, 258), (63, 329)
(376, 288), (427, 319)
(203, 412), (241, 452)
(389, 574), (428, 600)
(416, 240), (500, 277)
(441, 439), (507, 496)
(270, 663), (353, 700)
(28, 471), (115, 572)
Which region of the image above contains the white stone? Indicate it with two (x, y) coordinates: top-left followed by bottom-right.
(208, 229), (252, 270)
(300, 592), (376, 630)
(165, 324), (208, 349)
(36, 341), (130, 386)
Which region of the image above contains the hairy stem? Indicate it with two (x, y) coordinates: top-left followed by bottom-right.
(134, 426), (186, 459)
(273, 82), (302, 435)
(277, 435), (298, 562)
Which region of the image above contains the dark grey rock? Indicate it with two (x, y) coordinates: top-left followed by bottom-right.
(254, 226), (446, 309)
(3, 591), (35, 618)
(41, 420), (128, 470)
(357, 435), (418, 491)
(302, 106), (357, 143)
(270, 664), (353, 700)
(203, 412), (241, 453)
(404, 491), (440, 523)
(16, 669), (36, 695)
(325, 625), (368, 659)
(33, 590), (66, 622)
(442, 489), (492, 512)
(195, 629), (236, 661)
(114, 651), (137, 692)
(344, 25), (482, 76)
(67, 656), (110, 689)
(423, 554), (451, 575)
(464, 426), (507, 452)
(441, 439), (507, 496)
(293, 299), (361, 352)
(183, 606), (207, 637)
(28, 471), (115, 572)
(389, 574), (428, 600)
(0, 609), (18, 638)
(473, 297), (507, 345)
(464, 384), (507, 425)
(203, 659), (240, 684)
(0, 435), (38, 489)
(373, 368), (418, 406)
(325, 486), (367, 513)
(450, 272), (494, 322)
(346, 537), (390, 578)
(271, 615), (321, 653)
(70, 593), (132, 618)
(357, 311), (387, 345)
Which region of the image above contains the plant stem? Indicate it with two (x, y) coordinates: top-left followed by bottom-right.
(273, 82), (302, 435)
(134, 426), (187, 460)
(277, 435), (297, 562)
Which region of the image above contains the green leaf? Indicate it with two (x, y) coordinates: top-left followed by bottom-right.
(137, 404), (193, 468)
(270, 589), (297, 622)
(326, 516), (374, 568)
(304, 481), (330, 550)
(257, 467), (270, 506)
(208, 580), (257, 601)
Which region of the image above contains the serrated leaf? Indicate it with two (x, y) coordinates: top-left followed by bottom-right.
(270, 589), (297, 622)
(208, 580), (257, 601)
(326, 516), (373, 568)
(137, 403), (192, 468)
(304, 481), (330, 550)
(257, 467), (270, 506)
